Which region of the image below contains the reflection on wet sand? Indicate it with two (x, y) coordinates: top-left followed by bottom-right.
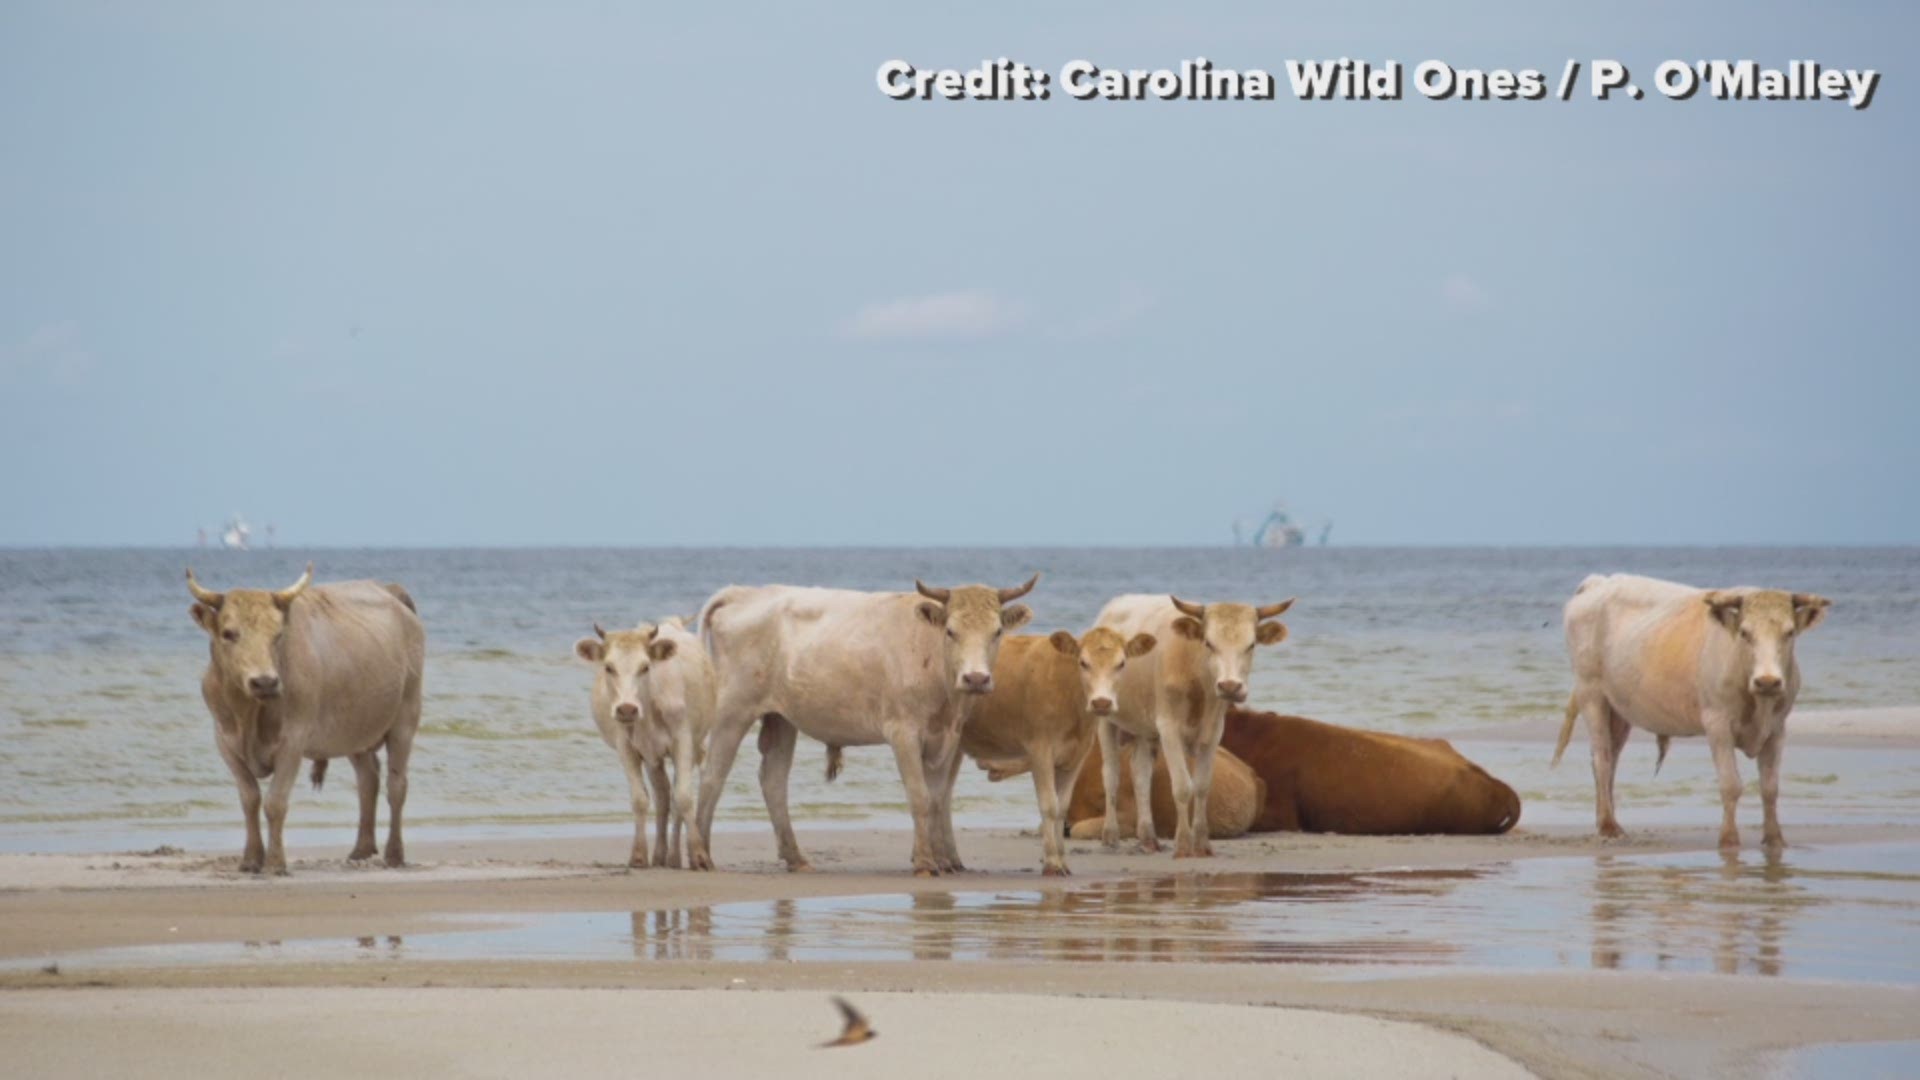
(11, 844), (1920, 984)
(1588, 849), (1794, 977)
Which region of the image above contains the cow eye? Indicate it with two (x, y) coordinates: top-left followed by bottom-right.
(604, 664), (615, 676)
(222, 628), (240, 642)
(1080, 659), (1091, 671)
(945, 628), (956, 640)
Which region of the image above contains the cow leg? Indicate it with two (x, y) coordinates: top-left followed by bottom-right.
(673, 726), (704, 869)
(1583, 694), (1628, 839)
(757, 715), (811, 871)
(617, 746), (653, 868)
(1127, 733), (1161, 853)
(1029, 745), (1068, 876)
(348, 751), (381, 861)
(647, 760), (673, 867)
(1188, 736), (1218, 857)
(262, 745), (303, 876)
(929, 739), (966, 873)
(1705, 722), (1745, 850)
(886, 730), (940, 876)
(1758, 731), (1787, 851)
(220, 748), (266, 873)
(1158, 718), (1201, 858)
(381, 722), (415, 868)
(693, 704), (758, 870)
(1096, 719), (1125, 849)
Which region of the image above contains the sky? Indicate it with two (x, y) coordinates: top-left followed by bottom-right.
(1, 2), (1914, 547)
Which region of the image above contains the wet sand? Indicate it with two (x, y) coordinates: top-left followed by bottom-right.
(4, 817), (1920, 1078)
(4, 716), (1919, 1077)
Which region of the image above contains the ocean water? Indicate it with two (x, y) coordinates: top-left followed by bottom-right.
(1, 547), (1916, 853)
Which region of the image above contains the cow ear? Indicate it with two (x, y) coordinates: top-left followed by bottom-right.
(1126, 632), (1158, 658)
(574, 638), (604, 663)
(1703, 591), (1743, 631)
(917, 601), (945, 627)
(190, 603), (216, 634)
(1172, 616), (1203, 641)
(1792, 593), (1830, 632)
(1256, 620), (1289, 646)
(648, 638), (677, 662)
(1048, 630), (1079, 656)
(1001, 604), (1033, 631)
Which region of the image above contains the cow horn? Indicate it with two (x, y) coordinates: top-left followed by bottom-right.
(1170, 595), (1206, 618)
(915, 580), (951, 603)
(274, 562), (314, 606)
(1256, 598), (1296, 620)
(997, 573), (1040, 603)
(593, 622), (608, 641)
(185, 567), (224, 607)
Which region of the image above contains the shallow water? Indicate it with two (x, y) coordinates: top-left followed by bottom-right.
(14, 843), (1920, 985)
(2, 546), (1917, 849)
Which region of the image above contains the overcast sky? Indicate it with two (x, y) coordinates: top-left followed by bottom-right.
(2, 3), (1913, 546)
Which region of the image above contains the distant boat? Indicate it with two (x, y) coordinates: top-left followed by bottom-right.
(1239, 501), (1332, 548)
(220, 515), (252, 551)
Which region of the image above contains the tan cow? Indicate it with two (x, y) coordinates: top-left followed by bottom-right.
(1093, 593), (1293, 856)
(962, 627), (1158, 875)
(574, 616), (714, 869)
(187, 563), (425, 875)
(696, 575), (1038, 875)
(1065, 736), (1266, 841)
(1556, 573), (1830, 850)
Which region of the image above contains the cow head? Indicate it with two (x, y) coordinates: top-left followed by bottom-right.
(1168, 595), (1293, 704)
(1704, 589), (1829, 697)
(914, 573), (1039, 694)
(187, 563), (313, 701)
(575, 623), (658, 725)
(1050, 627), (1156, 716)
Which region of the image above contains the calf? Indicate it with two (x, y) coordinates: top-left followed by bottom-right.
(1094, 593), (1293, 856)
(575, 617), (714, 868)
(1556, 573), (1829, 850)
(963, 627), (1157, 875)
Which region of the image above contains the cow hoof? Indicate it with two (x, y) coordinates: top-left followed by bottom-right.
(384, 854), (407, 869)
(1598, 824), (1626, 841)
(1099, 829), (1121, 849)
(1718, 832), (1741, 851)
(1042, 864), (1069, 877)
(914, 867), (937, 878)
(628, 858), (650, 870)
(1763, 834), (1787, 852)
(690, 854), (714, 871)
(787, 861), (815, 874)
(1138, 841), (1161, 855)
(347, 847), (378, 862)
(268, 864), (290, 877)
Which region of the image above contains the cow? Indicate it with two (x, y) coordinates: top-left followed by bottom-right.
(186, 563), (424, 875)
(694, 574), (1038, 876)
(574, 616), (714, 869)
(1555, 573), (1830, 850)
(962, 627), (1158, 875)
(1065, 736), (1266, 842)
(1219, 709), (1520, 835)
(1093, 593), (1293, 857)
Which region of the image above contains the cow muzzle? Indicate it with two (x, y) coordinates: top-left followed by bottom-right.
(614, 702), (641, 722)
(1087, 696), (1115, 716)
(246, 674), (282, 700)
(959, 671), (994, 694)
(1751, 674), (1784, 696)
(1215, 680), (1247, 703)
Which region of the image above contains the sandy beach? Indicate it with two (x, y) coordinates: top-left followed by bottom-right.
(6, 790), (1920, 1078)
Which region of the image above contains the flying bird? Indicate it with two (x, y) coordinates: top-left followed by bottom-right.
(820, 996), (877, 1048)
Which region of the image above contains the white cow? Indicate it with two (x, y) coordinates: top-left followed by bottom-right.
(575, 617), (714, 868)
(694, 575), (1037, 875)
(1555, 573), (1830, 850)
(1094, 593), (1293, 857)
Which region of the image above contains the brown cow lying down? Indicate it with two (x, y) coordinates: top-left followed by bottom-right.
(1066, 739), (1266, 841)
(1221, 709), (1520, 834)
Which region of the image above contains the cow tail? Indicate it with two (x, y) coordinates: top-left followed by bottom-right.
(1550, 693), (1580, 768)
(1654, 735), (1672, 776)
(825, 745), (844, 782)
(696, 588), (737, 661)
(310, 758), (328, 791)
